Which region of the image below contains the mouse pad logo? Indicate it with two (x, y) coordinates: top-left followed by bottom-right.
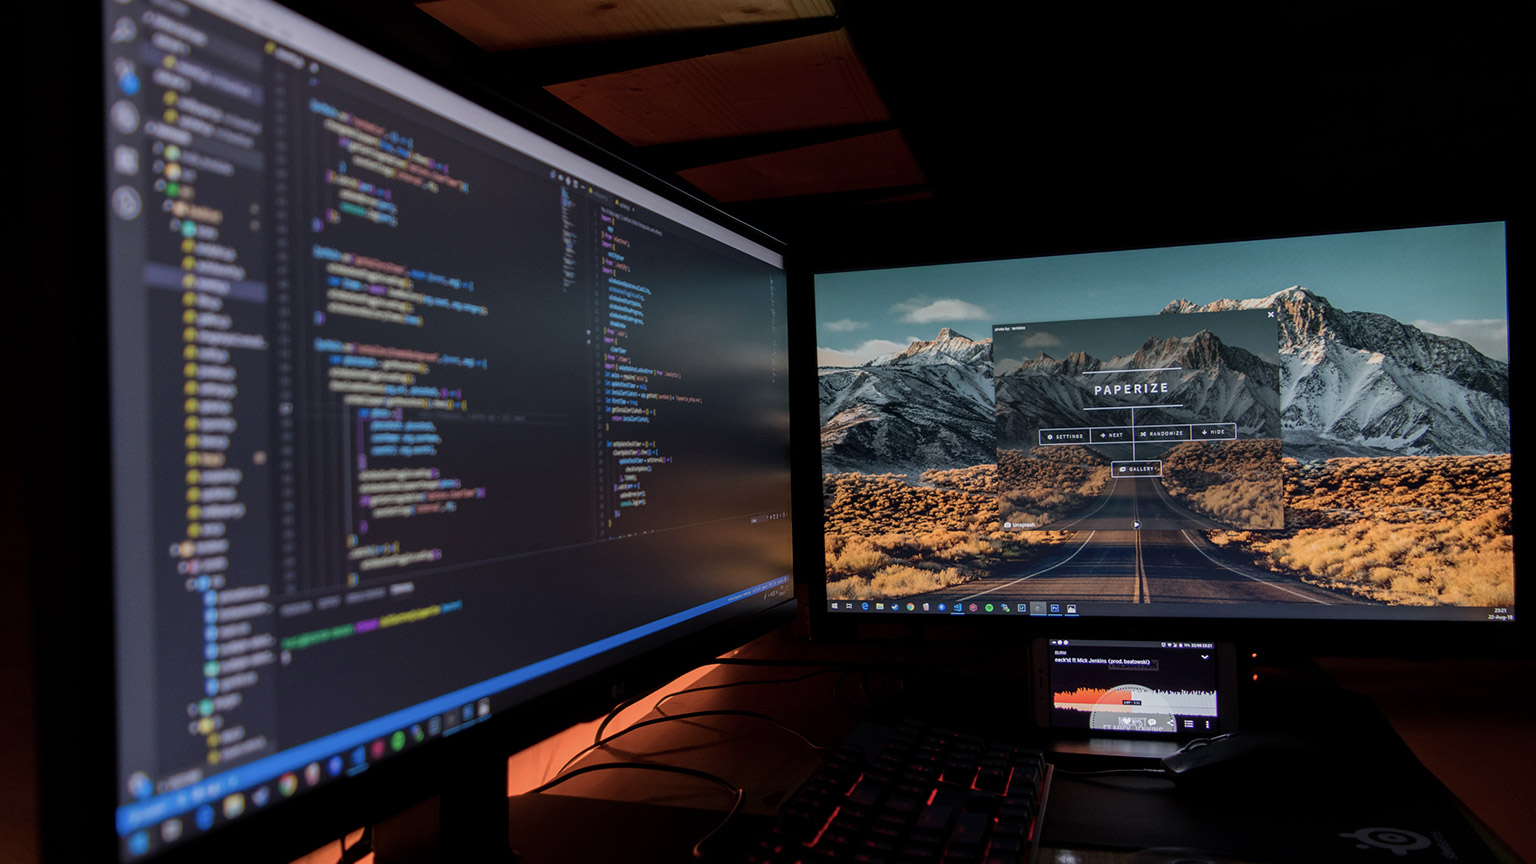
(1340, 827), (1432, 856)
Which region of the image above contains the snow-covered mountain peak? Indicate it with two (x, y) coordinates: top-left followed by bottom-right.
(1161, 286), (1507, 456)
(819, 288), (1508, 473)
(1162, 285), (1326, 318)
(873, 328), (993, 368)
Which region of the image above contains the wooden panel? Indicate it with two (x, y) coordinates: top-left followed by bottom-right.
(678, 130), (924, 202)
(544, 30), (887, 146)
(419, 0), (835, 51)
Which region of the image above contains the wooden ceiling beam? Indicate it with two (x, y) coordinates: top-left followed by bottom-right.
(487, 15), (842, 86)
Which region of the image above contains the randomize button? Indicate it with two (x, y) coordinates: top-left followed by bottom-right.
(1135, 425), (1191, 441)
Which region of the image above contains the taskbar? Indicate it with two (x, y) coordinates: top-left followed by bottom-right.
(826, 599), (1514, 622)
(831, 598), (1077, 616)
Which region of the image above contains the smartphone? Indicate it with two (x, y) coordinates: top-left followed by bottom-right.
(1031, 638), (1238, 738)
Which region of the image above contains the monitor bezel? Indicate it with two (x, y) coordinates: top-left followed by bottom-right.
(36, 1), (796, 861)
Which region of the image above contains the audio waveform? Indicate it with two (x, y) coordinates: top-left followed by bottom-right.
(1053, 687), (1217, 714)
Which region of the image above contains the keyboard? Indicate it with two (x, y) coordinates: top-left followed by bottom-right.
(745, 719), (1052, 864)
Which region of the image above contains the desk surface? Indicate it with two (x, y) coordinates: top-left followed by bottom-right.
(501, 631), (1529, 864)
(1316, 656), (1536, 863)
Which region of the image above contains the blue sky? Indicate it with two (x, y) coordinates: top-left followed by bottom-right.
(815, 221), (1508, 365)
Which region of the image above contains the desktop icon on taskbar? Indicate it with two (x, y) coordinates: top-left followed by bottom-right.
(831, 596), (1091, 618)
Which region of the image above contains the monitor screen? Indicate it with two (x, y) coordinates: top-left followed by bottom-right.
(814, 222), (1511, 626)
(101, 0), (792, 859)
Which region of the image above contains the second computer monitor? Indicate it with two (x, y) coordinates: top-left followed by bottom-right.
(813, 222), (1512, 629)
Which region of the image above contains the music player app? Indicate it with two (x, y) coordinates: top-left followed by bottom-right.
(1048, 639), (1220, 735)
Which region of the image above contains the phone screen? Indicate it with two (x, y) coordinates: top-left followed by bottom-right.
(1045, 639), (1225, 736)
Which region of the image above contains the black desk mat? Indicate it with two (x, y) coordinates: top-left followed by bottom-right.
(1043, 769), (1499, 863)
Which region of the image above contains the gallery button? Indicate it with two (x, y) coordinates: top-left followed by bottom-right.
(1112, 460), (1164, 477)
(1039, 428), (1090, 445)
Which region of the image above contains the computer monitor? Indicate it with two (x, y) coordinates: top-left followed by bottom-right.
(42, 0), (794, 860)
(811, 222), (1514, 643)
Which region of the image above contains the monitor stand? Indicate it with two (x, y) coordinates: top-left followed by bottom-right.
(369, 756), (516, 864)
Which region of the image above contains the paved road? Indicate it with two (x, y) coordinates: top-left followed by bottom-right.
(919, 503), (1365, 608)
(1028, 474), (1271, 532)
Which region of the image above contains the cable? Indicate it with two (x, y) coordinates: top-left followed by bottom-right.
(593, 667), (834, 745)
(590, 647), (998, 748)
(655, 669), (832, 712)
(1173, 734), (1232, 753)
(558, 709), (826, 778)
(335, 825), (372, 864)
(1052, 766), (1171, 779)
(525, 762), (744, 858)
(706, 657), (863, 668)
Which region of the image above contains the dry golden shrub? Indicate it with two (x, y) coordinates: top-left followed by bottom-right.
(826, 564), (967, 600)
(1283, 454), (1510, 527)
(872, 564), (966, 595)
(1164, 439), (1282, 477)
(824, 472), (998, 535)
(1207, 455), (1512, 606)
(995, 448), (1110, 526)
(921, 464), (997, 494)
(824, 534), (887, 579)
(1030, 445), (1110, 466)
(1177, 478), (1284, 526)
(1160, 439), (1285, 527)
(821, 468), (1076, 599)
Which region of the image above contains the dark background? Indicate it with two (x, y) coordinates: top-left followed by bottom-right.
(772, 2), (1526, 270)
